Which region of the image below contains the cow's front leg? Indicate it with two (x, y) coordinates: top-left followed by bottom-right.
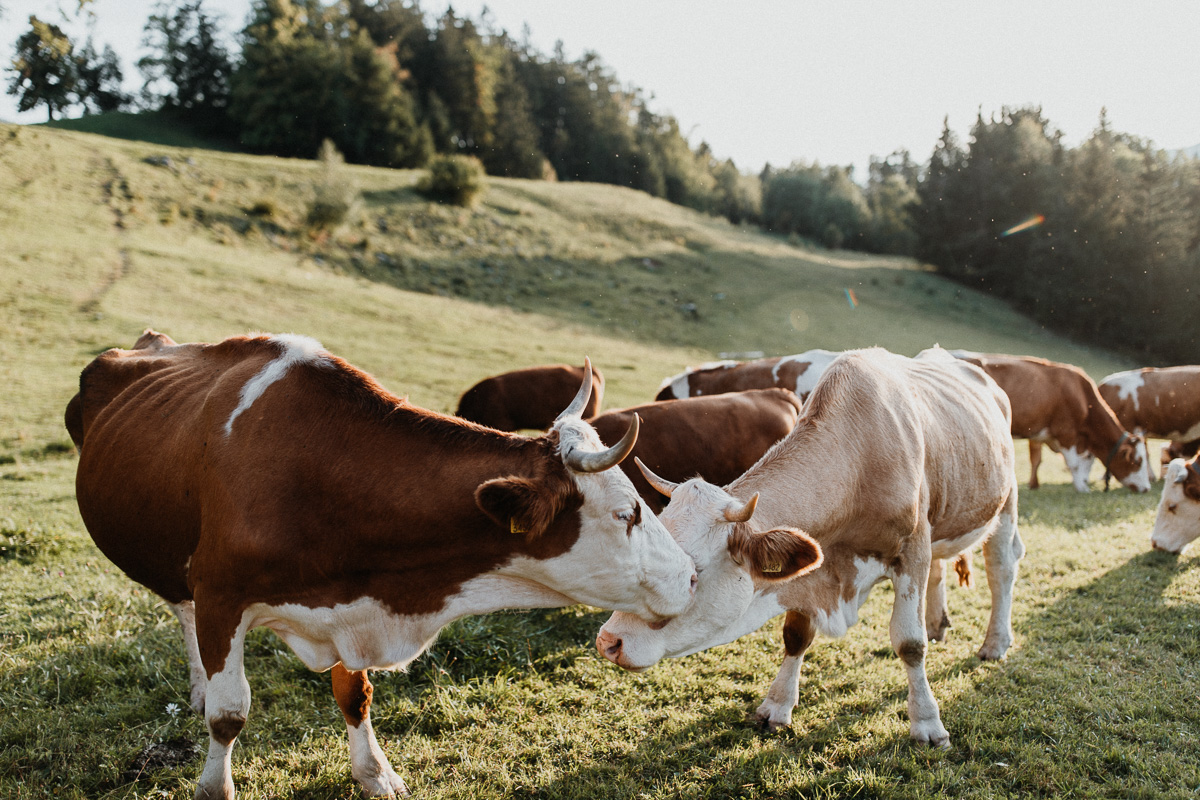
(978, 493), (1024, 660)
(924, 559), (951, 642)
(890, 536), (949, 748)
(755, 611), (816, 731)
(332, 663), (409, 798)
(194, 609), (252, 800)
(170, 600), (207, 714)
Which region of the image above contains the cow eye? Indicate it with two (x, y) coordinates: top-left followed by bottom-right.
(1168, 503), (1178, 514)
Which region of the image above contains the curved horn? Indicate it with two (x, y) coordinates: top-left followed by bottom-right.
(724, 492), (759, 523)
(565, 412), (639, 473)
(555, 357), (594, 423)
(635, 456), (678, 498)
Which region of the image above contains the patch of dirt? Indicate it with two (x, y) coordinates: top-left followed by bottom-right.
(120, 736), (202, 783)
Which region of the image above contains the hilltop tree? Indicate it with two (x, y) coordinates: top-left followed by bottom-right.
(75, 38), (129, 113)
(230, 0), (429, 167)
(7, 15), (77, 121)
(138, 0), (232, 125)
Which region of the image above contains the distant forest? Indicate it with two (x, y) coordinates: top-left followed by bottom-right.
(7, 0), (1200, 363)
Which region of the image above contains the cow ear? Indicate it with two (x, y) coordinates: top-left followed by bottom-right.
(475, 476), (553, 540)
(1167, 459), (1189, 485)
(730, 526), (823, 581)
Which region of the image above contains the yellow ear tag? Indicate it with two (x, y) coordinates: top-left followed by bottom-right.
(760, 560), (783, 574)
(510, 518), (527, 535)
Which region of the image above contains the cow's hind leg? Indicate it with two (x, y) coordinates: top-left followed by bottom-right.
(890, 531), (949, 748)
(332, 663), (408, 798)
(978, 491), (1024, 660)
(170, 600), (207, 715)
(755, 611), (816, 731)
(1028, 440), (1042, 489)
(194, 608), (252, 800)
(925, 559), (951, 642)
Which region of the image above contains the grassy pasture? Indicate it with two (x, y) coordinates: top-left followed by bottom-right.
(2, 122), (1196, 798)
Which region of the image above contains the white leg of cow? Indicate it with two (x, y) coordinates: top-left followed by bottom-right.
(170, 600), (207, 715)
(889, 537), (949, 748)
(1061, 447), (1095, 493)
(195, 617), (252, 800)
(332, 664), (408, 798)
(755, 611), (816, 731)
(978, 498), (1024, 661)
(924, 559), (951, 643)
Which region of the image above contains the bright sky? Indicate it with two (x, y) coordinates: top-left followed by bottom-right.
(2, 0), (1197, 177)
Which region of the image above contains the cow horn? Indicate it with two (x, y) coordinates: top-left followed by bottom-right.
(636, 457), (678, 498)
(565, 413), (639, 473)
(555, 357), (594, 422)
(724, 493), (759, 523)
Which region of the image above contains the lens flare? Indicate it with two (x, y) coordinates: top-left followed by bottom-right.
(844, 288), (858, 308)
(1000, 214), (1045, 237)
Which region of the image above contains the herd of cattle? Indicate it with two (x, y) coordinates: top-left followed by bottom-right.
(64, 331), (1200, 799)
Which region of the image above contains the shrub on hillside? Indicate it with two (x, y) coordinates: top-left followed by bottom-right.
(306, 139), (360, 231)
(417, 154), (486, 206)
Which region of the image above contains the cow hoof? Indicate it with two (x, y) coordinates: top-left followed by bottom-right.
(927, 616), (951, 643)
(753, 706), (792, 732)
(976, 641), (1011, 661)
(358, 770), (409, 798)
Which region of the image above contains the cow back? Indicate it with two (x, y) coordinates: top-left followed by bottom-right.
(457, 364), (604, 431)
(591, 389), (801, 513)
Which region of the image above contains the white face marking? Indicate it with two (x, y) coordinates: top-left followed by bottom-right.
(813, 557), (887, 637)
(1122, 440), (1153, 493)
(548, 418), (697, 619)
(1100, 370), (1145, 411)
(224, 334), (330, 435)
(1151, 460), (1200, 554)
(1060, 445), (1095, 492)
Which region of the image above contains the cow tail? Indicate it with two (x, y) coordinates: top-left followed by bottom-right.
(953, 553), (974, 589)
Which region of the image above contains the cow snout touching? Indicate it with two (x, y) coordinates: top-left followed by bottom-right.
(596, 629), (625, 665)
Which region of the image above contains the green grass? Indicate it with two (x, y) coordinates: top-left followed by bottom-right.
(1, 121), (1193, 799)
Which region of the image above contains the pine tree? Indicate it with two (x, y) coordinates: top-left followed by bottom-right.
(75, 38), (129, 113)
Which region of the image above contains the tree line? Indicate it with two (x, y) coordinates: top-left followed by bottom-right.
(6, 2), (1199, 363)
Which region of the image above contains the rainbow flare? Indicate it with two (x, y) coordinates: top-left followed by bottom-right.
(1001, 214), (1046, 237)
(845, 288), (858, 308)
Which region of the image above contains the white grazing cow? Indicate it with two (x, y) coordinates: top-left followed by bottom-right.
(1150, 455), (1200, 554)
(597, 347), (1023, 748)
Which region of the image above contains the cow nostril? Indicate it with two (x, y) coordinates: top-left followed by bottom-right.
(605, 638), (623, 659)
(689, 573), (698, 593)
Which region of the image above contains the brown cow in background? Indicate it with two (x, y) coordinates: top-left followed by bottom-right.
(951, 350), (1151, 493)
(456, 363), (605, 431)
(654, 349), (841, 402)
(590, 389), (803, 513)
(1099, 366), (1200, 473)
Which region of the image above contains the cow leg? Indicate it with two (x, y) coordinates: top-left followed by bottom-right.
(332, 663), (408, 798)
(925, 559), (951, 642)
(1028, 440), (1041, 489)
(169, 600), (207, 715)
(978, 494), (1024, 661)
(889, 534), (949, 748)
(194, 610), (252, 800)
(755, 611), (816, 731)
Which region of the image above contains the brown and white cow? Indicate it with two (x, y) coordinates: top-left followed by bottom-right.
(1100, 366), (1200, 473)
(456, 363), (605, 431)
(597, 347), (1023, 748)
(66, 331), (695, 800)
(951, 350), (1151, 493)
(654, 349), (841, 401)
(1150, 455), (1200, 554)
(590, 389), (803, 513)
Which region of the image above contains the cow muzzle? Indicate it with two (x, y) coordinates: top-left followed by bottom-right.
(596, 629), (646, 671)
